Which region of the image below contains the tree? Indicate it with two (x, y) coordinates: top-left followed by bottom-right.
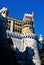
(0, 15), (14, 65)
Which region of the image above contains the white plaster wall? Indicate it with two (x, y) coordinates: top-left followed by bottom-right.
(12, 38), (22, 51)
(24, 38), (41, 65)
(12, 37), (41, 65)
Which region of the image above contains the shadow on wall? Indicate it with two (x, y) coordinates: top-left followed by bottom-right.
(14, 46), (35, 65)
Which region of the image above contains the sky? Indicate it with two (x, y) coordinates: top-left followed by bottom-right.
(0, 0), (44, 38)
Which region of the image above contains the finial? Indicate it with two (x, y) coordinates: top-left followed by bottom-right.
(32, 12), (34, 17)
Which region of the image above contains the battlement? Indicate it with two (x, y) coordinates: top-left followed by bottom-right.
(7, 31), (37, 40)
(23, 12), (34, 21)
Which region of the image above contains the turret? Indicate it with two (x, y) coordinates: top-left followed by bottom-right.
(0, 7), (8, 18)
(22, 12), (34, 34)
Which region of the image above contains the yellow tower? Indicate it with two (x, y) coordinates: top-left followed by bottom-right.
(22, 12), (34, 34)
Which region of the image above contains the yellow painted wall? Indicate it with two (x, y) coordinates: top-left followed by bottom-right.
(22, 27), (33, 34)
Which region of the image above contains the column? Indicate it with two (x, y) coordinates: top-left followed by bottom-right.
(10, 20), (13, 32)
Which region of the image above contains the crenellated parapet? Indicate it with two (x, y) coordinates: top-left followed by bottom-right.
(7, 31), (38, 40)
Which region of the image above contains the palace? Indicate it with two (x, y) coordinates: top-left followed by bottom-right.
(0, 7), (43, 65)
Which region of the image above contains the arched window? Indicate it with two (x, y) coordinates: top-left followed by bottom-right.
(18, 29), (19, 32)
(20, 30), (21, 33)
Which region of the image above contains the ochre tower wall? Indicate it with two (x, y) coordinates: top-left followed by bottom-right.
(22, 26), (33, 34)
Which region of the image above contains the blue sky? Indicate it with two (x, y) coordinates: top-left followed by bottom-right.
(0, 0), (44, 38)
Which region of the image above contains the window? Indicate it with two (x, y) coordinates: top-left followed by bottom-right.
(8, 21), (11, 24)
(20, 30), (21, 33)
(7, 26), (10, 30)
(19, 24), (21, 26)
(16, 23), (17, 25)
(18, 29), (19, 32)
